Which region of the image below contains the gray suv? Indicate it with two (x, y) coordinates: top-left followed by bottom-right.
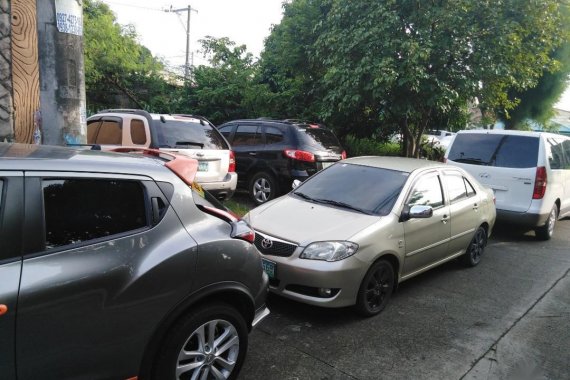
(0, 143), (268, 379)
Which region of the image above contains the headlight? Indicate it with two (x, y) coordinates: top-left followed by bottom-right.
(300, 241), (359, 262)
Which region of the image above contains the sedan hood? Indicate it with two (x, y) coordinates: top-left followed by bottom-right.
(246, 195), (380, 246)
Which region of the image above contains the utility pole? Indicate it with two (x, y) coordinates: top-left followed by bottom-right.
(167, 5), (198, 80)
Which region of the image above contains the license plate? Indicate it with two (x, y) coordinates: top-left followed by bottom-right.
(198, 162), (209, 172)
(261, 258), (276, 279)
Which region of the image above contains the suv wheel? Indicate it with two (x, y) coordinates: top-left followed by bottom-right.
(536, 205), (558, 241)
(153, 303), (248, 380)
(249, 172), (279, 205)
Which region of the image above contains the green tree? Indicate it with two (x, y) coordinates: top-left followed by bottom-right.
(188, 37), (271, 124)
(501, 4), (570, 129)
(83, 0), (172, 113)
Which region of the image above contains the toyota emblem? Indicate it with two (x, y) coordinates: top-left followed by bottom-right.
(261, 238), (273, 249)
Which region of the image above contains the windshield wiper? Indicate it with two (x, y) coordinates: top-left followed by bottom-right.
(175, 141), (204, 148)
(294, 191), (315, 201)
(453, 157), (489, 166)
(312, 198), (371, 214)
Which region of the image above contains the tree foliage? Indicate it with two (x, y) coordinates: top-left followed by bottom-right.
(83, 0), (171, 113)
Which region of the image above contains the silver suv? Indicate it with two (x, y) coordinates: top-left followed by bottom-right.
(0, 143), (268, 379)
(87, 109), (237, 200)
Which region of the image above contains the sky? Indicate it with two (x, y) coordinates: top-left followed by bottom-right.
(102, 0), (285, 70)
(102, 0), (570, 112)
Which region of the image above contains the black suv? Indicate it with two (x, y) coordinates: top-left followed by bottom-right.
(218, 119), (346, 204)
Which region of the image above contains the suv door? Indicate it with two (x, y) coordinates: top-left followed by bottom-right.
(402, 172), (451, 276)
(260, 124), (289, 179)
(17, 173), (198, 379)
(231, 124), (263, 181)
(0, 173), (24, 379)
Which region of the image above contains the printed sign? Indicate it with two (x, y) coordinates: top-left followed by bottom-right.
(55, 0), (83, 36)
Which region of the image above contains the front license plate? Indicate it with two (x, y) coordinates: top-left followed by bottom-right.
(261, 258), (276, 279)
(198, 162), (209, 172)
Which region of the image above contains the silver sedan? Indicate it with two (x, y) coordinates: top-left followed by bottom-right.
(245, 156), (496, 316)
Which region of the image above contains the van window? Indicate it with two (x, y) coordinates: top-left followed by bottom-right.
(448, 134), (539, 168)
(130, 119), (147, 145)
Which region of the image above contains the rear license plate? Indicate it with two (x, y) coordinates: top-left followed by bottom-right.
(261, 258), (276, 279)
(198, 162), (209, 172)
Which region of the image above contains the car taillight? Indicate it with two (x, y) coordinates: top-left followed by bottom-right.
(229, 150), (236, 173)
(341, 150), (347, 160)
(230, 220), (255, 244)
(533, 166), (547, 199)
(283, 149), (315, 163)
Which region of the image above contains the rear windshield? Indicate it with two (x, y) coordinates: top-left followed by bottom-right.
(297, 127), (342, 150)
(447, 134), (539, 168)
(293, 163), (409, 215)
(155, 120), (229, 150)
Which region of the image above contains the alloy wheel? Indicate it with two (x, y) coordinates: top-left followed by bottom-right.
(175, 319), (239, 379)
(469, 228), (486, 264)
(253, 177), (271, 203)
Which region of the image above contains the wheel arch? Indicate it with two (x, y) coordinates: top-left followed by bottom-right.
(371, 252), (401, 291)
(138, 282), (255, 379)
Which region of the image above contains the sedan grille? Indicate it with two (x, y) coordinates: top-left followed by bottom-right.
(254, 232), (297, 257)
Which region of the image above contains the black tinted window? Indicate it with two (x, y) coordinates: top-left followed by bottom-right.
(218, 125), (234, 140)
(43, 179), (147, 249)
(233, 125), (260, 146)
(265, 126), (284, 145)
(156, 119), (228, 150)
(293, 163), (408, 215)
(408, 175), (444, 208)
(448, 134), (539, 168)
(297, 127), (342, 150)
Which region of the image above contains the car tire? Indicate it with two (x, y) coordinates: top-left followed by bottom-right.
(152, 303), (248, 380)
(461, 226), (487, 267)
(249, 172), (279, 205)
(354, 260), (395, 317)
(535, 205), (558, 241)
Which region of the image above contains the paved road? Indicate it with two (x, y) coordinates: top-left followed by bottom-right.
(240, 219), (570, 380)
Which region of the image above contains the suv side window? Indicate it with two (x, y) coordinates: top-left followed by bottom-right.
(130, 119), (147, 145)
(408, 174), (444, 208)
(264, 126), (284, 145)
(233, 125), (260, 146)
(43, 178), (147, 249)
(87, 118), (122, 145)
(218, 125), (234, 141)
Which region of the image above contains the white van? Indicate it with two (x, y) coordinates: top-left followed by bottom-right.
(445, 130), (570, 240)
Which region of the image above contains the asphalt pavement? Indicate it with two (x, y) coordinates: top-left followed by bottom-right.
(240, 218), (570, 380)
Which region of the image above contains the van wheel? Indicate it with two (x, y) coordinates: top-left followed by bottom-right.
(354, 260), (395, 317)
(462, 226), (487, 267)
(536, 205), (558, 241)
(249, 172), (279, 205)
(153, 303), (248, 380)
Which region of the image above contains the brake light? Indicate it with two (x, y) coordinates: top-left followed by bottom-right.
(283, 149), (315, 162)
(533, 166), (547, 199)
(229, 150), (236, 172)
(341, 150), (347, 160)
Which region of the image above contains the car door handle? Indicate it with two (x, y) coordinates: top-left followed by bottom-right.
(441, 215), (449, 224)
(249, 152), (257, 156)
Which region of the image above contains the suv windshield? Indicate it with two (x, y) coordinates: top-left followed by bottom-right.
(155, 120), (229, 150)
(448, 134), (539, 168)
(293, 163), (408, 215)
(297, 127), (342, 150)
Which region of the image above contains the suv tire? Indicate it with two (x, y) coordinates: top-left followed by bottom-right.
(249, 172), (279, 205)
(153, 303), (248, 380)
(536, 205), (558, 241)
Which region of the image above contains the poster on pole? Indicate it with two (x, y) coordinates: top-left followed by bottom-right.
(55, 0), (83, 36)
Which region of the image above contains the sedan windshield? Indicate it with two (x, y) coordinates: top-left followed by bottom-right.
(293, 163), (409, 215)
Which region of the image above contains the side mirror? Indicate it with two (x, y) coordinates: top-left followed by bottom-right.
(409, 205), (433, 219)
(292, 179), (302, 189)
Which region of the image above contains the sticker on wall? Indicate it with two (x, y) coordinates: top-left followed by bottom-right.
(55, 0), (83, 36)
